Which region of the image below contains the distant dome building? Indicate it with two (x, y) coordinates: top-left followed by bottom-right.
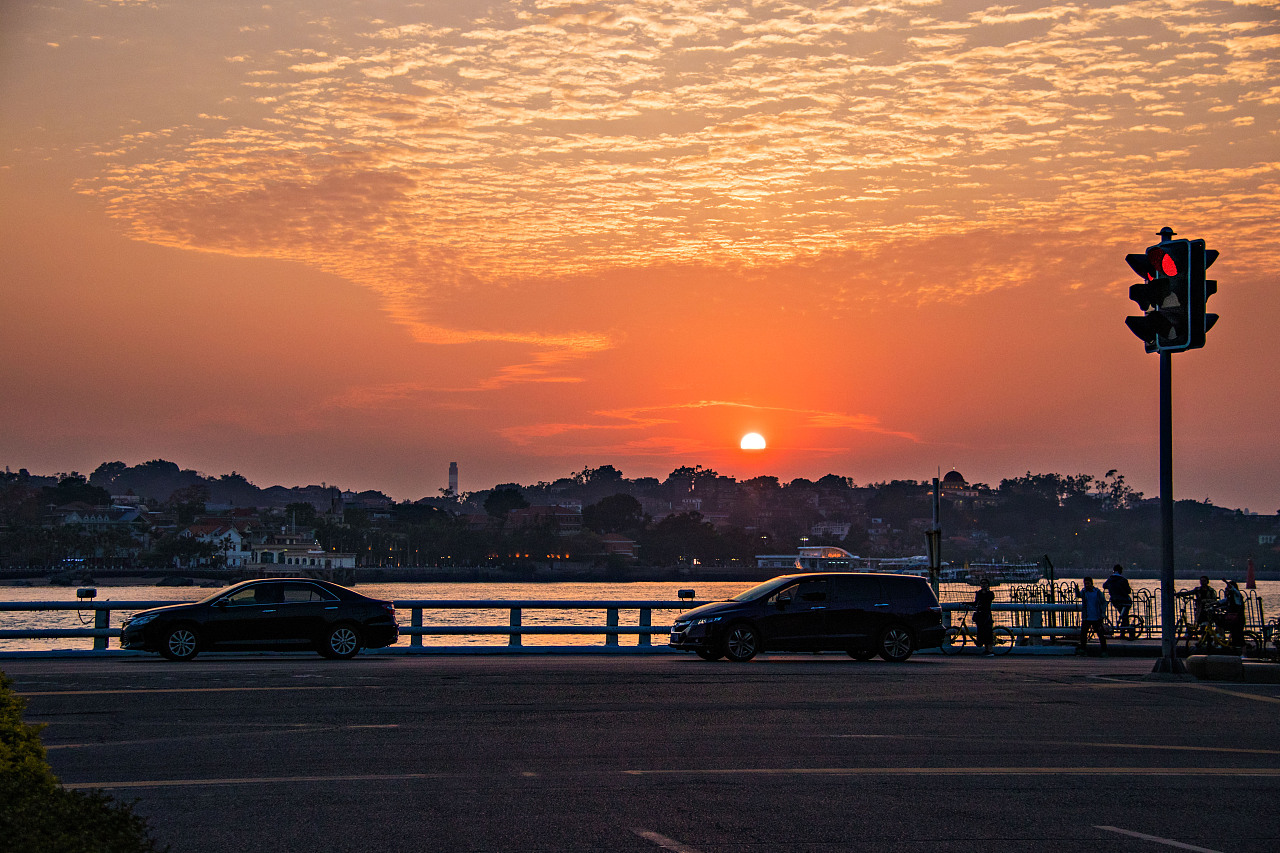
(941, 470), (967, 491)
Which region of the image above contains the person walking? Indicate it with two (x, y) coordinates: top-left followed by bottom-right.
(974, 578), (995, 656)
(1103, 565), (1132, 636)
(1077, 577), (1108, 656)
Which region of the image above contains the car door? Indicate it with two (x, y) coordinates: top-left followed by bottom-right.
(758, 579), (828, 650)
(203, 582), (285, 648)
(275, 582), (340, 644)
(825, 576), (886, 647)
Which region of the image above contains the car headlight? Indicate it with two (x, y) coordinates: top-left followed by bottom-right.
(691, 616), (722, 627)
(127, 613), (157, 627)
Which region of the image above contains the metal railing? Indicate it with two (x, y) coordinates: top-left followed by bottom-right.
(0, 592), (1265, 653)
(0, 599), (697, 652)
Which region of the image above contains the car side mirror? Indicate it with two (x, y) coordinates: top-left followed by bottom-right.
(775, 599), (788, 611)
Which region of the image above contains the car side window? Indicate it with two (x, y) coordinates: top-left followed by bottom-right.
(224, 587), (264, 606)
(831, 577), (883, 606)
(769, 584), (798, 605)
(281, 583), (337, 603)
(796, 580), (827, 603)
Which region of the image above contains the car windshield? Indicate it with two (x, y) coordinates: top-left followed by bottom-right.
(730, 576), (797, 602)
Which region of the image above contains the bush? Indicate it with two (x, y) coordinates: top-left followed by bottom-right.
(0, 670), (167, 853)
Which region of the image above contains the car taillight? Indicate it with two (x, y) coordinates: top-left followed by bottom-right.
(381, 602), (397, 619)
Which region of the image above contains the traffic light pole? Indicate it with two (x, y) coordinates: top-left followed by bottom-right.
(1154, 350), (1184, 673)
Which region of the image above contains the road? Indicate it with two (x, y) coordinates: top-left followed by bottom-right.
(5, 653), (1280, 852)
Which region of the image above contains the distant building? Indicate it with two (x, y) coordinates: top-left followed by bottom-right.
(598, 534), (638, 559)
(448, 462), (458, 496)
(181, 520), (253, 567)
(247, 526), (356, 572)
(508, 505), (582, 536)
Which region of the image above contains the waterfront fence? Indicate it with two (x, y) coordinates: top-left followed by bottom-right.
(0, 582), (1267, 653)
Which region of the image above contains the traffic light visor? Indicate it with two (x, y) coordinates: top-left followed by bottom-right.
(1126, 253), (1155, 280)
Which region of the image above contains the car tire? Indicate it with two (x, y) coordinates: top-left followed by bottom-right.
(878, 625), (914, 662)
(723, 622), (761, 662)
(847, 647), (877, 661)
(319, 624), (363, 659)
(695, 648), (724, 661)
(160, 625), (200, 661)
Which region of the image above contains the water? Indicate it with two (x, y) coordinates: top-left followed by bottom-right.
(2, 578), (1277, 652)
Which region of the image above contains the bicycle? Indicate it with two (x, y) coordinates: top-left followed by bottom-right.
(940, 610), (1013, 656)
(1180, 604), (1262, 655)
(1102, 603), (1144, 640)
(1261, 618), (1280, 662)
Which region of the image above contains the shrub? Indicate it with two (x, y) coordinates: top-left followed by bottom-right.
(0, 670), (167, 853)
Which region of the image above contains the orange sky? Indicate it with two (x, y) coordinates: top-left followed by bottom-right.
(2, 1), (1278, 511)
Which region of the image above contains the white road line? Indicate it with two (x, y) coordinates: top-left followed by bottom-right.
(1096, 825), (1224, 852)
(826, 733), (1280, 756)
(631, 829), (705, 853)
(19, 685), (377, 696)
(62, 773), (445, 790)
(622, 767), (1280, 777)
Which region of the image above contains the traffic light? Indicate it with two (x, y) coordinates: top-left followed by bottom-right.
(1186, 240), (1219, 349)
(1125, 238), (1190, 353)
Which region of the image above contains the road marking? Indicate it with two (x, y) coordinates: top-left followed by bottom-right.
(61, 765), (1280, 791)
(1096, 825), (1224, 852)
(1186, 684), (1280, 705)
(19, 686), (378, 696)
(631, 829), (705, 853)
(62, 772), (447, 790)
(622, 767), (1280, 777)
(827, 733), (1280, 756)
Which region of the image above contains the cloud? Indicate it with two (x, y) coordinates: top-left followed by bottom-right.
(58, 0), (1280, 370)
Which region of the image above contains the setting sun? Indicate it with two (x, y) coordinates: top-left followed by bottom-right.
(740, 433), (766, 450)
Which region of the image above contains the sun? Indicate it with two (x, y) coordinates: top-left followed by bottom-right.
(740, 432), (767, 450)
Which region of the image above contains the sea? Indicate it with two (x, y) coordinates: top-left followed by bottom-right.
(1, 578), (1277, 653)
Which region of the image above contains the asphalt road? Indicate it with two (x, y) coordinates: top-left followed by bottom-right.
(5, 653), (1279, 853)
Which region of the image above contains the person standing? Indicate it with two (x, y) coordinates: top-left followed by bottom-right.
(974, 578), (995, 656)
(1222, 579), (1246, 650)
(1077, 577), (1108, 656)
(1103, 565), (1133, 635)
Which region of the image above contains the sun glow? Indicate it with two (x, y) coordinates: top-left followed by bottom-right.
(740, 432), (766, 450)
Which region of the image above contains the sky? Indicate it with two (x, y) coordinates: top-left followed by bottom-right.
(2, 0), (1278, 512)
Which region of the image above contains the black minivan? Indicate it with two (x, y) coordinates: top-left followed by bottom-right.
(668, 573), (944, 662)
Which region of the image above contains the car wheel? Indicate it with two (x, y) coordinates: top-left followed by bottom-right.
(878, 625), (914, 662)
(723, 623), (760, 662)
(160, 625), (199, 661)
(319, 624), (362, 659)
(695, 648), (723, 661)
(847, 647), (877, 661)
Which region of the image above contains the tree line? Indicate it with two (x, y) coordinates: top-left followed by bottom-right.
(0, 462), (1275, 574)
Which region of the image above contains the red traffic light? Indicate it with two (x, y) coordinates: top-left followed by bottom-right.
(1146, 247), (1179, 277)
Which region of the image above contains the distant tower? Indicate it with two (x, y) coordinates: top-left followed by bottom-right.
(448, 462), (458, 496)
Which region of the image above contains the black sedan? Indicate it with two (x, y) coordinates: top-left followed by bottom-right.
(120, 578), (399, 660)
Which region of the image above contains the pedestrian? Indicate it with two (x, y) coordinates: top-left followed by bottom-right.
(1077, 577), (1108, 656)
(1193, 576), (1218, 625)
(1102, 564), (1132, 634)
(974, 578), (995, 656)
(1222, 579), (1246, 650)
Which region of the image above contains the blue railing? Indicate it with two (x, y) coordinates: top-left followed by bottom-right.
(0, 599), (699, 652)
(0, 598), (1114, 654)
